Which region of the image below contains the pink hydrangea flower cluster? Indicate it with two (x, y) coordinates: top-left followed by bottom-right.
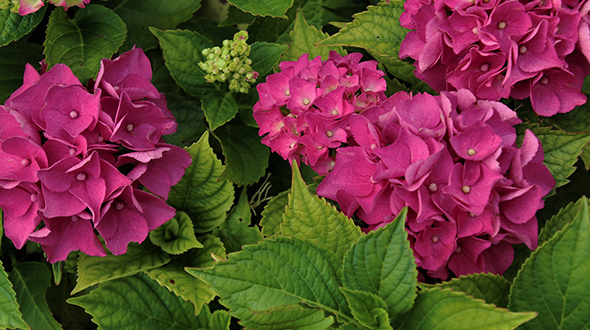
(18, 0), (90, 15)
(253, 52), (388, 175)
(0, 48), (191, 263)
(316, 89), (555, 279)
(399, 0), (590, 116)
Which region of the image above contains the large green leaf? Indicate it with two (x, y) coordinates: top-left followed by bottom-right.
(151, 28), (221, 98)
(260, 189), (289, 237)
(0, 260), (28, 330)
(282, 164), (362, 260)
(187, 236), (360, 327)
(342, 208), (417, 316)
(228, 0), (294, 18)
(149, 211), (203, 255)
(0, 41), (42, 103)
(212, 188), (263, 253)
(509, 196), (590, 329)
(44, 5), (126, 84)
(529, 126), (590, 189)
(9, 262), (61, 330)
(146, 235), (225, 315)
(0, 6), (45, 47)
(69, 273), (204, 330)
(213, 124), (270, 186)
(275, 0), (324, 44)
(167, 131), (235, 233)
(72, 242), (170, 294)
(392, 288), (536, 329)
(340, 287), (392, 330)
(433, 273), (511, 308)
(105, 0), (202, 51)
(282, 10), (344, 62)
(219, 5), (256, 27)
(201, 92), (238, 131)
(249, 41), (289, 78)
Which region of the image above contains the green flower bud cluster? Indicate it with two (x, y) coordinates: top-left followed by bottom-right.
(198, 31), (259, 94)
(0, 0), (20, 13)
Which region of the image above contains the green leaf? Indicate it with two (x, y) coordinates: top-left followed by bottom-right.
(342, 208), (417, 316)
(249, 41), (289, 77)
(213, 124), (270, 186)
(187, 236), (358, 327)
(10, 262), (61, 330)
(340, 287), (392, 330)
(282, 10), (345, 62)
(178, 16), (239, 46)
(260, 189), (289, 237)
(548, 103), (590, 169)
(275, 0), (324, 44)
(0, 6), (45, 47)
(167, 131), (235, 233)
(317, 1), (407, 59)
(0, 41), (43, 103)
(282, 164), (362, 260)
(246, 0), (311, 43)
(0, 260), (28, 330)
(228, 0), (294, 18)
(529, 126), (590, 189)
(161, 94), (207, 147)
(212, 188), (263, 253)
(219, 5), (256, 27)
(105, 0), (202, 51)
(44, 5), (127, 84)
(393, 288), (536, 330)
(149, 211), (203, 255)
(151, 28), (220, 98)
(210, 310), (231, 330)
(202, 92), (239, 131)
(68, 273), (201, 330)
(539, 197), (590, 244)
(72, 242), (170, 294)
(433, 273), (511, 308)
(509, 196), (590, 329)
(146, 235), (225, 315)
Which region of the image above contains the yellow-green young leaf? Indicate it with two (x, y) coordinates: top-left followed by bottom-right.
(340, 287), (392, 330)
(228, 0), (293, 18)
(529, 126), (590, 189)
(509, 197), (590, 329)
(68, 273), (206, 330)
(146, 235), (225, 315)
(433, 273), (511, 308)
(0, 260), (28, 330)
(392, 288), (536, 329)
(149, 211), (203, 255)
(282, 164), (362, 260)
(281, 10), (344, 62)
(317, 1), (407, 59)
(539, 197), (590, 244)
(260, 189), (289, 237)
(44, 5), (127, 84)
(10, 262), (61, 330)
(202, 92), (238, 131)
(342, 208), (417, 316)
(187, 236), (358, 327)
(105, 0), (202, 51)
(72, 242), (170, 294)
(213, 124), (270, 186)
(0, 6), (45, 47)
(167, 131), (235, 233)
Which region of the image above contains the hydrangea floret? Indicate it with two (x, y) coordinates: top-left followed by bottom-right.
(253, 51), (388, 175)
(399, 0), (590, 116)
(6, 0), (90, 15)
(314, 88), (555, 279)
(198, 31), (259, 94)
(0, 47), (191, 262)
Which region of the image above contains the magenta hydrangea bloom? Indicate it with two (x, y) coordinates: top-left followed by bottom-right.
(253, 52), (388, 175)
(0, 48), (191, 262)
(18, 0), (91, 16)
(315, 88), (554, 279)
(399, 0), (590, 116)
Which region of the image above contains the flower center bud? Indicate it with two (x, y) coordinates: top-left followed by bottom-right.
(115, 202), (125, 211)
(126, 124), (134, 132)
(519, 45), (527, 54)
(467, 148), (476, 156)
(331, 110), (339, 116)
(69, 149), (76, 156)
(76, 172), (87, 181)
(462, 185), (471, 193)
(498, 21), (507, 29)
(285, 89), (290, 96)
(472, 27), (478, 34)
(456, 246), (462, 253)
(330, 160), (335, 168)
(30, 193), (38, 202)
(370, 143), (378, 150)
(480, 63), (489, 72)
(469, 212), (476, 217)
(21, 158), (30, 166)
(97, 136), (104, 143)
(540, 77), (549, 85)
(302, 98), (310, 106)
(69, 110), (79, 119)
(326, 130), (334, 137)
(428, 183), (438, 192)
(431, 235), (440, 243)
